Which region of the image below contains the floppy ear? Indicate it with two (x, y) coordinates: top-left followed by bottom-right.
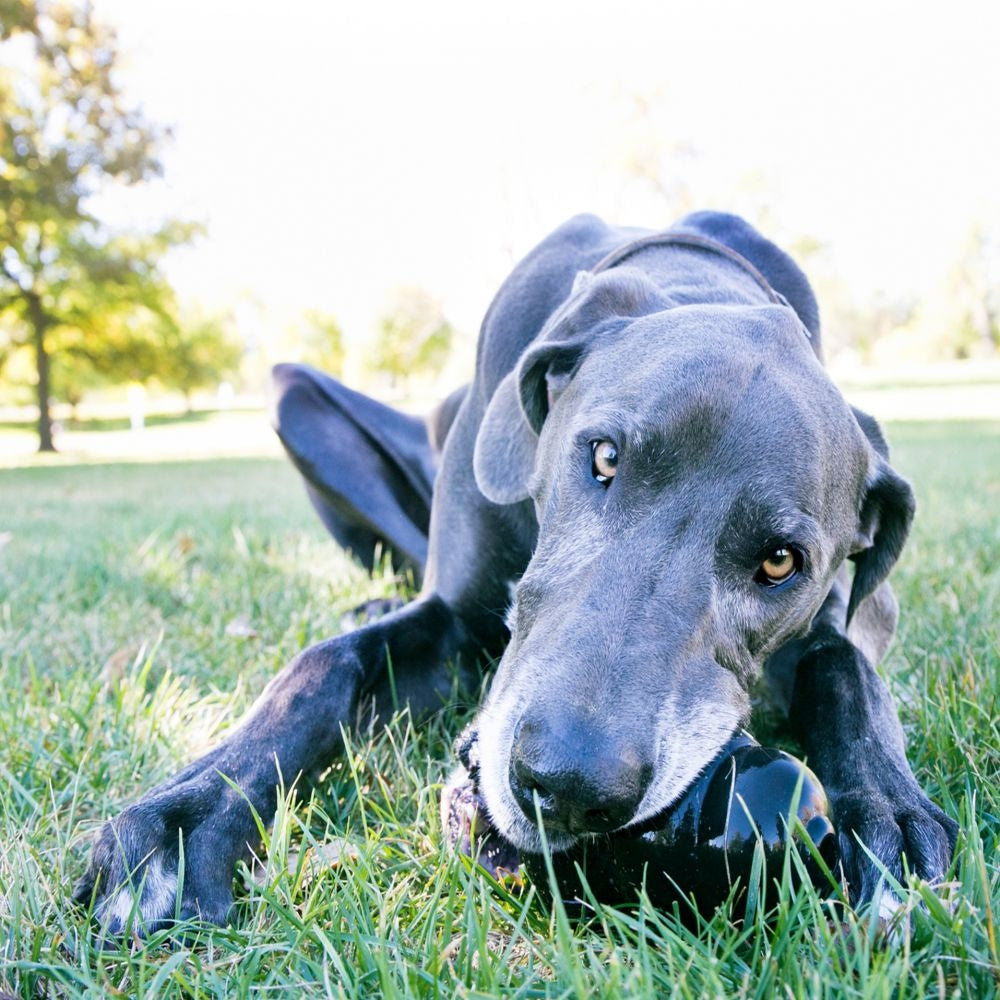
(271, 363), (436, 580)
(847, 408), (916, 623)
(473, 267), (671, 506)
(473, 341), (583, 505)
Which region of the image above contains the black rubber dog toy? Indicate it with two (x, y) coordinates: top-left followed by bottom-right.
(441, 729), (840, 914)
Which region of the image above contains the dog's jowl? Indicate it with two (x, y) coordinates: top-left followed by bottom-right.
(75, 212), (957, 933)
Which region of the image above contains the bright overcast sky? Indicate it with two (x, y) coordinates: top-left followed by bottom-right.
(92, 0), (1000, 354)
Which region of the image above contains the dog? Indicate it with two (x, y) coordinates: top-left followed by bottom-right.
(75, 211), (957, 932)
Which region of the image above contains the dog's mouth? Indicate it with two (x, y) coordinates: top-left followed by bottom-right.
(454, 722), (655, 855)
(448, 724), (582, 856)
(467, 681), (749, 855)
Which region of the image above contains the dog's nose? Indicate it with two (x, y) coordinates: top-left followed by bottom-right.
(508, 718), (651, 835)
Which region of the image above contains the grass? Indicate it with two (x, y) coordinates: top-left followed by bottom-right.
(0, 421), (998, 998)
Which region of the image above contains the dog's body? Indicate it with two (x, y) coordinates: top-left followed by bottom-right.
(76, 212), (956, 931)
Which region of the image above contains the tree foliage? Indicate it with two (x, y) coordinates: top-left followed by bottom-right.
(0, 0), (193, 449)
(155, 307), (243, 404)
(284, 308), (345, 378)
(369, 287), (453, 389)
(947, 225), (1000, 358)
(0, 0), (36, 38)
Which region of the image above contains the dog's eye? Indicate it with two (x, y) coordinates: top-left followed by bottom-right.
(591, 440), (618, 484)
(755, 547), (799, 586)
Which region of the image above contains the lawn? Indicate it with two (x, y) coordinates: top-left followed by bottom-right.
(0, 421), (998, 998)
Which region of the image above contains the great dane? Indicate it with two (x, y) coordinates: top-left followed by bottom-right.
(75, 212), (956, 932)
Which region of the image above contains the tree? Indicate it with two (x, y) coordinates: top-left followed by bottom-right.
(0, 0), (191, 450)
(369, 287), (453, 390)
(156, 306), (243, 408)
(284, 308), (345, 377)
(0, 0), (36, 38)
(948, 225), (999, 357)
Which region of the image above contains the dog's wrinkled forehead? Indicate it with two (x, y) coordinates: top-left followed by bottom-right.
(538, 305), (867, 486)
(473, 281), (870, 516)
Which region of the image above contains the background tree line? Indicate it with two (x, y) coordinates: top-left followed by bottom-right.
(0, 0), (453, 452)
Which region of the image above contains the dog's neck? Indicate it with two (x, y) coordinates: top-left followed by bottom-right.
(588, 230), (814, 347)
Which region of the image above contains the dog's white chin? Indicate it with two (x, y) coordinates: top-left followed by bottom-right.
(492, 811), (580, 856)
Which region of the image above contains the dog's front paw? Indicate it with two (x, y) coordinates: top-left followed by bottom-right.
(73, 772), (255, 936)
(832, 786), (958, 908)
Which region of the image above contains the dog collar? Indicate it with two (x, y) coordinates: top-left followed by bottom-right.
(588, 230), (811, 340)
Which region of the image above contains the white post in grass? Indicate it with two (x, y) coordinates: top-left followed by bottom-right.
(128, 384), (146, 433)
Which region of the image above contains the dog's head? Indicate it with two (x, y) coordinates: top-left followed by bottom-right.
(470, 267), (914, 852)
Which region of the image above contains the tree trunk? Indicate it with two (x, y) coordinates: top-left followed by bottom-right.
(27, 291), (55, 452)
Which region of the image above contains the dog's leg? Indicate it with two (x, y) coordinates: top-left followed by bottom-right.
(777, 576), (957, 907)
(73, 596), (489, 935)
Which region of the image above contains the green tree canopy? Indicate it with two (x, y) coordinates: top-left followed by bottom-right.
(282, 308), (345, 378)
(0, 0), (193, 449)
(155, 306), (243, 407)
(369, 287), (453, 390)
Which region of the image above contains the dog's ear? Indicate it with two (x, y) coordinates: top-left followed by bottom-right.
(847, 407), (915, 623)
(473, 341), (584, 504)
(474, 269), (669, 505)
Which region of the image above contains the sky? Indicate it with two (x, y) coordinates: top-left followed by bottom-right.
(90, 0), (1000, 366)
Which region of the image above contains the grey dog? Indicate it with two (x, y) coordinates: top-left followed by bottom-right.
(75, 211), (956, 932)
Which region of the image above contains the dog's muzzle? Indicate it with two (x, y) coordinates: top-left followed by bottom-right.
(507, 713), (653, 835)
